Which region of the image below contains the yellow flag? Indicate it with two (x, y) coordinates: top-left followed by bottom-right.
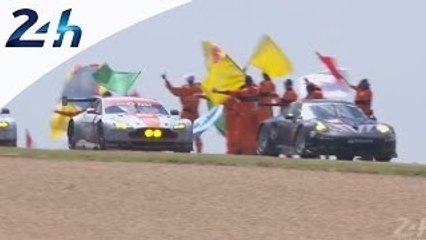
(249, 35), (293, 77)
(202, 55), (245, 105)
(49, 103), (79, 140)
(202, 41), (226, 70)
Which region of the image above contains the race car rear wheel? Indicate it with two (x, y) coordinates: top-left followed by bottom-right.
(96, 123), (106, 150)
(336, 155), (354, 161)
(256, 125), (280, 157)
(67, 123), (76, 150)
(375, 156), (392, 162)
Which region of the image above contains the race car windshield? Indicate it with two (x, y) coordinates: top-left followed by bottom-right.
(105, 103), (169, 115)
(301, 103), (368, 120)
(135, 104), (169, 115)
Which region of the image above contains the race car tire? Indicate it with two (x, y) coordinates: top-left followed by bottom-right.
(360, 156), (373, 161)
(96, 123), (106, 150)
(256, 125), (280, 157)
(336, 155), (354, 161)
(67, 123), (76, 150)
(2, 140), (17, 147)
(295, 131), (318, 159)
(0, 141), (16, 147)
(375, 156), (392, 162)
(175, 149), (191, 153)
(175, 144), (192, 153)
(9, 140), (17, 147)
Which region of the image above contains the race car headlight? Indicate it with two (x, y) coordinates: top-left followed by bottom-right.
(173, 123), (186, 130)
(377, 124), (391, 134)
(315, 122), (329, 132)
(145, 129), (154, 137)
(0, 121), (9, 128)
(153, 129), (162, 138)
(144, 129), (163, 138)
(114, 122), (129, 130)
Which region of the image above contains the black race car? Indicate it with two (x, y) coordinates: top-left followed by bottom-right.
(257, 100), (397, 161)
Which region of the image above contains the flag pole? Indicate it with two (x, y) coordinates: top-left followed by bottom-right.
(226, 54), (245, 73)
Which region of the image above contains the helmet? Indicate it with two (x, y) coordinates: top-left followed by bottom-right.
(184, 73), (196, 83)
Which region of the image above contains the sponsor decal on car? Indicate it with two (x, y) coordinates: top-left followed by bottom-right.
(347, 139), (374, 144)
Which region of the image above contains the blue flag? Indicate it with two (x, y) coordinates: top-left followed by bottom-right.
(193, 105), (224, 138)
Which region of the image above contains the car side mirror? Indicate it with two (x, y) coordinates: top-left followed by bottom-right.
(61, 96), (68, 106)
(285, 113), (294, 120)
(86, 108), (97, 114)
(170, 109), (180, 116)
(1, 108), (10, 114)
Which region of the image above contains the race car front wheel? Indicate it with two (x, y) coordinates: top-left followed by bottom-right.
(295, 131), (319, 159)
(256, 125), (280, 157)
(9, 140), (17, 147)
(172, 143), (192, 153)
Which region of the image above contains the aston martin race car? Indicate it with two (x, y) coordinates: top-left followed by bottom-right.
(64, 96), (193, 152)
(257, 100), (397, 161)
(0, 108), (17, 147)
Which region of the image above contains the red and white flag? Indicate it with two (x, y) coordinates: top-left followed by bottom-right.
(315, 52), (347, 85)
(296, 71), (352, 100)
(295, 52), (352, 99)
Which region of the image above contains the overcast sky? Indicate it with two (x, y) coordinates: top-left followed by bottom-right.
(7, 0), (426, 163)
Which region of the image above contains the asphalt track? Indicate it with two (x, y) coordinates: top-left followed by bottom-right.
(1, 155), (426, 240)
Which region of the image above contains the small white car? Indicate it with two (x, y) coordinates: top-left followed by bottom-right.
(0, 108), (17, 147)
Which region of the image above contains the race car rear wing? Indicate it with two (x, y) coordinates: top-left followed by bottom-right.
(61, 96), (98, 106)
(55, 96), (99, 117)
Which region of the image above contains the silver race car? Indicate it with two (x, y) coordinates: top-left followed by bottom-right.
(64, 96), (193, 152)
(0, 108), (17, 147)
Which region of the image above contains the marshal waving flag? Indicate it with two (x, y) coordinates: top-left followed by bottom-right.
(249, 35), (293, 77)
(93, 64), (141, 95)
(201, 54), (245, 105)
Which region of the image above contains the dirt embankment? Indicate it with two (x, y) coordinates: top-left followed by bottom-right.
(0, 157), (425, 240)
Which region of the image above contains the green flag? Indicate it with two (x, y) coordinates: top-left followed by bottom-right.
(207, 100), (226, 136)
(93, 64), (140, 95)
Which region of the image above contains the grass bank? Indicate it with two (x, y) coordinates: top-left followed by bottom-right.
(0, 147), (425, 177)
